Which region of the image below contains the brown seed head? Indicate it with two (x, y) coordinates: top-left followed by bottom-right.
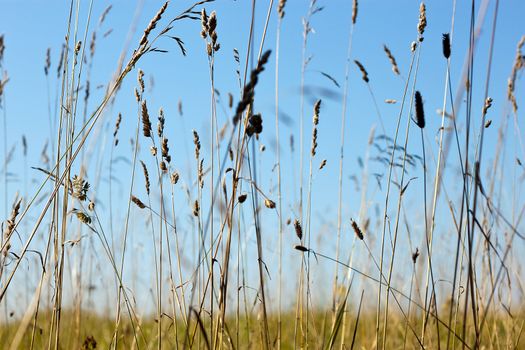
(278, 0), (287, 19)
(383, 45), (400, 75)
(238, 193), (247, 203)
(160, 161), (167, 173)
(294, 245), (309, 252)
(264, 198), (276, 209)
(417, 2), (427, 40)
(140, 1), (168, 46)
(140, 160), (150, 195)
(352, 0), (358, 24)
(294, 219), (303, 240)
(72, 175), (89, 201)
(354, 60), (369, 83)
(75, 211), (92, 224)
(131, 195), (146, 209)
(193, 200), (200, 217)
(141, 100), (152, 138)
(170, 171), (179, 184)
(351, 219), (364, 240)
(193, 130), (201, 159)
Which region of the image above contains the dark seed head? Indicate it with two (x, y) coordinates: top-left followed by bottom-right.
(442, 33), (451, 59)
(412, 248), (420, 264)
(294, 245), (309, 252)
(414, 91), (425, 129)
(351, 219), (364, 240)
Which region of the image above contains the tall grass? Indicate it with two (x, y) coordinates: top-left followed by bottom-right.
(0, 1), (524, 349)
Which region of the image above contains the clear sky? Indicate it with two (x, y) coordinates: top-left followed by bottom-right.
(1, 0), (524, 314)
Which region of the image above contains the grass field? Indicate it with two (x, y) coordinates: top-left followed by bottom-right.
(0, 0), (524, 348)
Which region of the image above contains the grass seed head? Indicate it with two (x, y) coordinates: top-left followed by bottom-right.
(414, 91), (425, 128)
(412, 248), (420, 263)
(141, 100), (152, 138)
(278, 0), (287, 19)
(264, 198), (276, 209)
(294, 245), (309, 252)
(354, 60), (369, 83)
(352, 0), (358, 24)
(417, 2), (427, 41)
(351, 219), (364, 240)
(442, 33), (451, 59)
(140, 161), (150, 195)
(294, 219), (303, 240)
(383, 45), (400, 75)
(170, 171), (179, 184)
(131, 195), (146, 209)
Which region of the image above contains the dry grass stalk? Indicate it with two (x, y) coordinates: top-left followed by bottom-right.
(319, 159), (327, 170)
(383, 45), (400, 75)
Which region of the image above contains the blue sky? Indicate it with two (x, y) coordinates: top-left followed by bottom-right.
(1, 0), (525, 313)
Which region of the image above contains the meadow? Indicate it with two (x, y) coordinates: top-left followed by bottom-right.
(0, 0), (524, 348)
